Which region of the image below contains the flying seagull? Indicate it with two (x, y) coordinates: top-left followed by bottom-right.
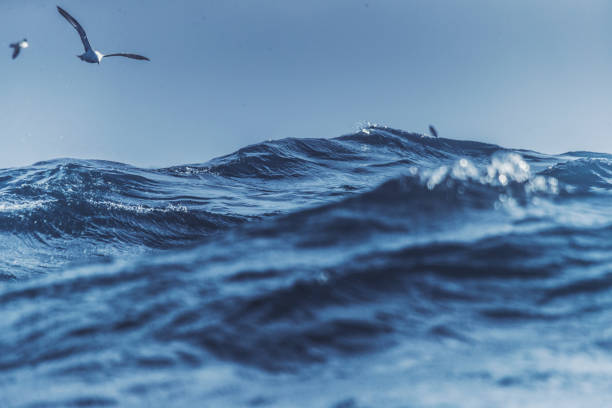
(429, 125), (438, 138)
(57, 6), (149, 64)
(9, 39), (28, 60)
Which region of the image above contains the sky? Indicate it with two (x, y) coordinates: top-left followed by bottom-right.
(1, 0), (612, 168)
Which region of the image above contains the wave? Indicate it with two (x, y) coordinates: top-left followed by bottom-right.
(1, 126), (611, 407)
(541, 157), (612, 191)
(0, 127), (516, 279)
(0, 126), (607, 277)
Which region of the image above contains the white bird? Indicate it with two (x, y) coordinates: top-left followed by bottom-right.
(57, 6), (150, 64)
(9, 39), (28, 60)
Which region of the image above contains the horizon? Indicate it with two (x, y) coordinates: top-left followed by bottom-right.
(2, 123), (609, 171)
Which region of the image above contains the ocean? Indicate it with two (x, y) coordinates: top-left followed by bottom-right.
(1, 126), (611, 407)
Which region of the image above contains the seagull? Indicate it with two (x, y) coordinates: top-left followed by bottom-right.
(9, 39), (28, 60)
(57, 6), (149, 64)
(429, 125), (438, 138)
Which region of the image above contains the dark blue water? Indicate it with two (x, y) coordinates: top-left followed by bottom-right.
(1, 126), (611, 407)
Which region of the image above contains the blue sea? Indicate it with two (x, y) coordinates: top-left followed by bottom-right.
(1, 126), (611, 407)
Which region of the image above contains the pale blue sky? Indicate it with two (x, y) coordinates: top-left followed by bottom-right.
(1, 0), (612, 168)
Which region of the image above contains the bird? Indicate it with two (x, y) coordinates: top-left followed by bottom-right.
(57, 6), (149, 64)
(428, 125), (438, 138)
(9, 39), (28, 60)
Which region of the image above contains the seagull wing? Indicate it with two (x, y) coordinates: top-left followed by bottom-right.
(104, 53), (150, 61)
(57, 6), (92, 52)
(9, 44), (20, 59)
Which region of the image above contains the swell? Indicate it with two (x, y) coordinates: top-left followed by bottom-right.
(1, 128), (612, 406)
(541, 157), (612, 191)
(2, 150), (609, 370)
(0, 127), (516, 278)
(0, 126), (609, 281)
